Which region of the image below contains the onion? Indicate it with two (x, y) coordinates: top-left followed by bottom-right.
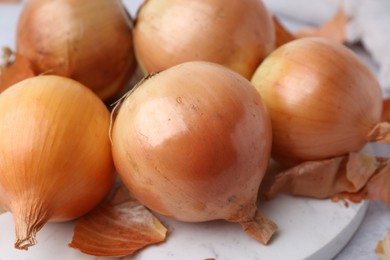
(251, 37), (384, 165)
(111, 61), (277, 244)
(0, 75), (115, 250)
(16, 0), (136, 101)
(133, 0), (275, 79)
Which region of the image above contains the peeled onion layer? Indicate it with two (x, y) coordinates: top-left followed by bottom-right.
(69, 186), (167, 257)
(0, 75), (115, 250)
(111, 61), (277, 244)
(260, 152), (390, 205)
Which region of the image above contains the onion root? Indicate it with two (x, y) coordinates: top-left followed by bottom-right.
(13, 203), (49, 250)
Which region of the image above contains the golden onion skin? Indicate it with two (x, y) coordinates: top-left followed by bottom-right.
(0, 75), (115, 249)
(251, 37), (382, 165)
(0, 76), (115, 222)
(16, 0), (136, 101)
(112, 61), (272, 222)
(133, 0), (275, 79)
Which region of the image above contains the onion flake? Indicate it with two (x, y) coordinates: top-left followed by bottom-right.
(376, 229), (390, 260)
(260, 152), (390, 205)
(69, 186), (167, 257)
(367, 122), (390, 143)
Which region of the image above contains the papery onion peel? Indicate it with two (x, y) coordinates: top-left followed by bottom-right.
(260, 152), (390, 205)
(69, 185), (167, 257)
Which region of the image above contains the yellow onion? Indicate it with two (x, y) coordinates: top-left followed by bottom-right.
(111, 61), (277, 244)
(251, 37), (383, 165)
(0, 75), (115, 250)
(16, 0), (136, 101)
(133, 0), (275, 79)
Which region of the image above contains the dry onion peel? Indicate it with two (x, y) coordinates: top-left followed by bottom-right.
(295, 8), (348, 44)
(0, 75), (115, 250)
(16, 0), (136, 101)
(260, 152), (390, 205)
(0, 47), (35, 92)
(272, 16), (296, 48)
(367, 122), (390, 143)
(133, 0), (275, 79)
(251, 37), (385, 165)
(111, 61), (277, 244)
(69, 185), (167, 257)
(376, 229), (390, 260)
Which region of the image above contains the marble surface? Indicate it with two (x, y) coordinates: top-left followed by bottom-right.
(0, 1), (389, 260)
(0, 195), (368, 260)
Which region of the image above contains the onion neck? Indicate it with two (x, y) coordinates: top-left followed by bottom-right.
(226, 203), (277, 245)
(239, 208), (277, 245)
(11, 201), (50, 250)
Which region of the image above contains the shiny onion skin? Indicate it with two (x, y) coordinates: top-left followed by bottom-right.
(0, 75), (115, 250)
(16, 0), (136, 101)
(251, 37), (382, 165)
(133, 0), (275, 79)
(112, 61), (276, 243)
